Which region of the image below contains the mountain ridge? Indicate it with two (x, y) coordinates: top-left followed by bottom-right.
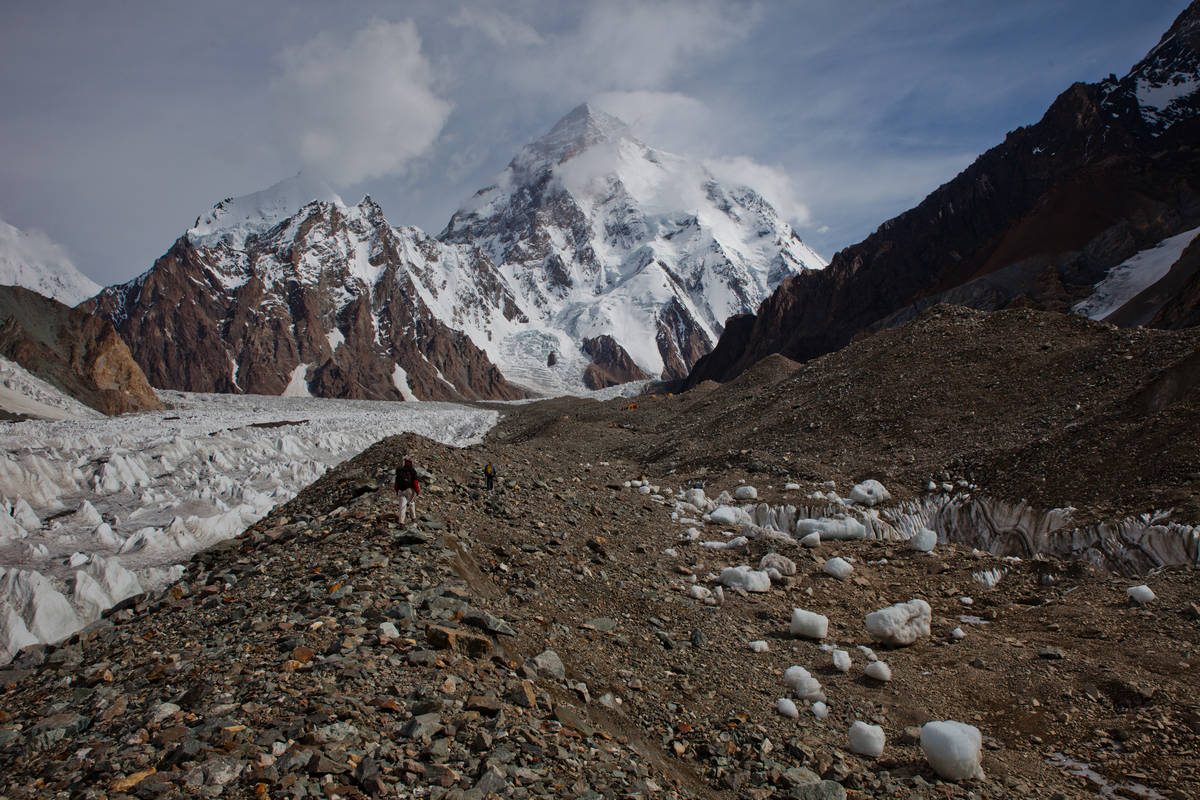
(87, 106), (824, 399)
(686, 0), (1200, 387)
(440, 102), (825, 390)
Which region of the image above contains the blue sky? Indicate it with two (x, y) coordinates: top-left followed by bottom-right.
(0, 1), (1187, 284)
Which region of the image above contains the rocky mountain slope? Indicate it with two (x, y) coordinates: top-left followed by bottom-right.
(88, 107), (823, 400)
(508, 304), (1200, 525)
(0, 303), (1196, 798)
(688, 0), (1200, 386)
(440, 104), (825, 390)
(0, 285), (160, 416)
(84, 175), (526, 403)
(0, 218), (100, 307)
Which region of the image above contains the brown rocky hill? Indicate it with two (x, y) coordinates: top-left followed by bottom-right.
(688, 0), (1200, 387)
(511, 304), (1200, 524)
(0, 284), (161, 415)
(83, 195), (526, 403)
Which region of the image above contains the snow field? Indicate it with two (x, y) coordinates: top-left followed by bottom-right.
(0, 390), (497, 663)
(0, 358), (103, 422)
(1073, 226), (1200, 322)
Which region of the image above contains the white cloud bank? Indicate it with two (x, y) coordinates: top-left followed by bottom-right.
(273, 19), (452, 185)
(590, 90), (813, 228)
(449, 8), (545, 48)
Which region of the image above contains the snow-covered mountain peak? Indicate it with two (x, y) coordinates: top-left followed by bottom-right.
(1099, 1), (1200, 135)
(524, 103), (634, 165)
(0, 218), (100, 306)
(438, 103), (826, 391)
(102, 101), (827, 399)
(188, 171), (344, 248)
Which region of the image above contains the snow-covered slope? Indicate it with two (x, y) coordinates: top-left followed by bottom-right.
(441, 104), (826, 389)
(1073, 226), (1200, 322)
(1098, 2), (1200, 135)
(187, 171), (346, 248)
(0, 218), (101, 306)
(0, 358), (103, 421)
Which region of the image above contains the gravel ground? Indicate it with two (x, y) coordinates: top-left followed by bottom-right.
(0, 304), (1197, 799)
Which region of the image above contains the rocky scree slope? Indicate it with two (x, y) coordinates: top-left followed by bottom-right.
(0, 425), (1197, 798)
(688, 0), (1200, 386)
(0, 285), (160, 416)
(84, 177), (525, 403)
(500, 304), (1200, 525)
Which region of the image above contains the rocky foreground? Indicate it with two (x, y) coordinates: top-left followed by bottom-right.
(0, 305), (1198, 799)
(0, 435), (1195, 799)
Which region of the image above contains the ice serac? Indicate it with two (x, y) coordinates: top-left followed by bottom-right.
(440, 103), (825, 389)
(85, 175), (527, 402)
(0, 218), (101, 306)
(0, 285), (161, 416)
(688, 1), (1200, 386)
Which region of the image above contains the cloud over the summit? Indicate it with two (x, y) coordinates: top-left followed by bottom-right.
(449, 8), (545, 48)
(705, 156), (813, 228)
(517, 1), (756, 97)
(589, 91), (813, 229)
(273, 20), (452, 185)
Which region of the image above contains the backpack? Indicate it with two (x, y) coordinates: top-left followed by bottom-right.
(395, 465), (417, 491)
(485, 463), (494, 476)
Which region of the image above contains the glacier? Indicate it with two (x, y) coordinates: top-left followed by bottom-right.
(0, 390), (497, 663)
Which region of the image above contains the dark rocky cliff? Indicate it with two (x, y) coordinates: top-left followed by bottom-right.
(688, 1), (1200, 386)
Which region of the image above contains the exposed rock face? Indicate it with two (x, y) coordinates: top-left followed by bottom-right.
(1145, 235), (1200, 328)
(688, 1), (1200, 386)
(0, 286), (160, 415)
(84, 183), (526, 402)
(580, 335), (650, 390)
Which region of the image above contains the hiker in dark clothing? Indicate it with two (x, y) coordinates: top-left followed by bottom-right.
(484, 462), (495, 490)
(394, 458), (419, 523)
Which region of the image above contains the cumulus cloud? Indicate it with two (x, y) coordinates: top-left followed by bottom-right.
(706, 156), (812, 227)
(273, 20), (452, 185)
(588, 91), (813, 228)
(590, 91), (712, 147)
(449, 8), (544, 48)
(562, 1), (754, 90)
(489, 1), (755, 100)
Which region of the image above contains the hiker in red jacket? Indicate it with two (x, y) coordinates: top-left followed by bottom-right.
(394, 458), (420, 524)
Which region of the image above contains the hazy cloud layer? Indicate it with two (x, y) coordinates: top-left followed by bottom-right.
(449, 8), (544, 48)
(273, 20), (452, 184)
